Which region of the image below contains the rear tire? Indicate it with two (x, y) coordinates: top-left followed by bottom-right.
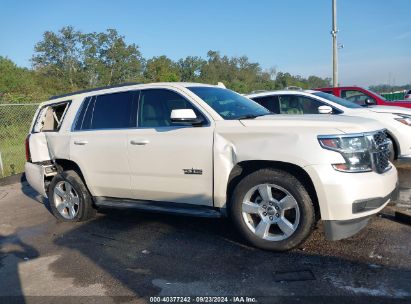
(47, 170), (96, 222)
(230, 168), (315, 251)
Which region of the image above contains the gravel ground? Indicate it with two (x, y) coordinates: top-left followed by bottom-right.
(0, 178), (410, 304)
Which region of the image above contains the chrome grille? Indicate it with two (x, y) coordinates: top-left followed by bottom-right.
(370, 130), (391, 174)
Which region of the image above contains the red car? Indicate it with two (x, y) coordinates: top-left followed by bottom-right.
(315, 86), (411, 109)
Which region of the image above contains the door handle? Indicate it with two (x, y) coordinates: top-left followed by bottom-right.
(74, 140), (88, 145)
(130, 139), (149, 146)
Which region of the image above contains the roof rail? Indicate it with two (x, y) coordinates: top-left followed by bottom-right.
(250, 90), (268, 94)
(284, 86), (303, 91)
(49, 82), (142, 100)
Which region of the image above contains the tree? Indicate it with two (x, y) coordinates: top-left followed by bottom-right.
(82, 29), (144, 86)
(144, 56), (180, 82)
(306, 75), (331, 89)
(0, 56), (46, 102)
(32, 26), (83, 90)
(32, 27), (144, 92)
(177, 56), (206, 82)
(198, 51), (277, 93)
(26, 26), (332, 96)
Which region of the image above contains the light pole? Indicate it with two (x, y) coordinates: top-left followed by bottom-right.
(331, 0), (338, 87)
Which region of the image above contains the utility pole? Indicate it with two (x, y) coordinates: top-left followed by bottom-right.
(331, 0), (338, 87)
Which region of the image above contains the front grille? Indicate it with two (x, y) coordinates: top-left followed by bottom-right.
(373, 131), (387, 146)
(371, 130), (391, 174)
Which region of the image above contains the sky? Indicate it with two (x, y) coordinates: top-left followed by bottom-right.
(0, 0), (410, 87)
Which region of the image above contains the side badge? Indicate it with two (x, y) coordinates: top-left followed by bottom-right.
(183, 168), (203, 175)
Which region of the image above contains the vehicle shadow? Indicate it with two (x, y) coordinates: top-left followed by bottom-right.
(0, 233), (39, 301)
(20, 180), (49, 212)
(46, 207), (411, 301)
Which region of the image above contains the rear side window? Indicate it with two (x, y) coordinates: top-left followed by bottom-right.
(74, 91), (137, 130)
(278, 95), (325, 114)
(33, 101), (70, 133)
(251, 96), (280, 113)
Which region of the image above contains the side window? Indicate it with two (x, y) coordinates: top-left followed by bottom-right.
(252, 96), (280, 113)
(279, 95), (325, 114)
(92, 92), (136, 129)
(33, 101), (70, 132)
(73, 97), (92, 131)
(341, 90), (375, 106)
(138, 89), (204, 128)
(75, 92), (137, 130)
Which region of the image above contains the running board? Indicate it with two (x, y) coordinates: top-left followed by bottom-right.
(93, 197), (224, 218)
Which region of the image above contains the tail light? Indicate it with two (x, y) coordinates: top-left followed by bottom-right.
(25, 134), (31, 162)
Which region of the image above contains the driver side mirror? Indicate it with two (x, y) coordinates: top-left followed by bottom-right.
(365, 98), (376, 106)
(318, 105), (333, 114)
(170, 109), (204, 125)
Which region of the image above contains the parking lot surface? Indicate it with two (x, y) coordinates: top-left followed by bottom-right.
(0, 174), (410, 303)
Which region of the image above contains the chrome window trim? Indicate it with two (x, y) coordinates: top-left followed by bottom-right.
(71, 88), (211, 132)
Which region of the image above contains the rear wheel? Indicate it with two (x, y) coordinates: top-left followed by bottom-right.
(230, 168), (315, 251)
(47, 170), (96, 222)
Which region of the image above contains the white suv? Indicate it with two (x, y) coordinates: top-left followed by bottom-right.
(247, 90), (411, 161)
(25, 83), (398, 251)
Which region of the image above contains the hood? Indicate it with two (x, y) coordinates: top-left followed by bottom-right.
(367, 105), (411, 116)
(239, 114), (384, 134)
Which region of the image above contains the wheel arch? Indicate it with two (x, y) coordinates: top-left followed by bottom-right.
(385, 131), (399, 160)
(226, 160), (321, 220)
(54, 159), (85, 178)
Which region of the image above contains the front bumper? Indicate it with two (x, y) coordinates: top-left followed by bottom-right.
(323, 185), (399, 240)
(304, 164), (398, 222)
(323, 216), (371, 241)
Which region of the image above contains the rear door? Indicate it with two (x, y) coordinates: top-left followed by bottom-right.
(70, 91), (138, 198)
(126, 88), (214, 206)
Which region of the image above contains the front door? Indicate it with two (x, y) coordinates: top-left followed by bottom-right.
(127, 88), (214, 206)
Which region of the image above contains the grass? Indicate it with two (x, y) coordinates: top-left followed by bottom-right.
(0, 129), (29, 177)
(0, 104), (38, 178)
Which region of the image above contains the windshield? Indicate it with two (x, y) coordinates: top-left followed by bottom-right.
(368, 89), (387, 101)
(188, 86), (270, 120)
(313, 92), (363, 109)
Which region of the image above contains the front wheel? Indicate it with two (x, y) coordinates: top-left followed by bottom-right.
(230, 168), (315, 251)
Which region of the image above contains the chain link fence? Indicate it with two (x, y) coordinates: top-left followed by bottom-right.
(0, 103), (40, 178)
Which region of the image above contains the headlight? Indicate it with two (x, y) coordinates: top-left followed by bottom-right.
(318, 135), (372, 172)
(394, 115), (411, 126)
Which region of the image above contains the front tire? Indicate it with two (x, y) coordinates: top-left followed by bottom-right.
(230, 168), (315, 251)
(47, 170), (96, 222)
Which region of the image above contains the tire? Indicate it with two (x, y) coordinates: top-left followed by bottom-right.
(229, 168), (315, 251)
(47, 170), (96, 222)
